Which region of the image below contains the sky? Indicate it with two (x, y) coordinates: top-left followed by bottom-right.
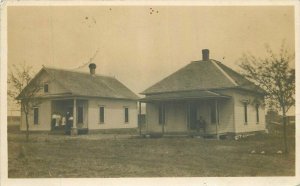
(7, 5), (295, 114)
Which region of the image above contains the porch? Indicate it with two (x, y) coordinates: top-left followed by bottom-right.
(139, 90), (232, 139)
(51, 98), (88, 135)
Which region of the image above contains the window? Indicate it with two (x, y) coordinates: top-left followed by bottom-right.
(33, 107), (39, 125)
(99, 106), (105, 123)
(124, 107), (129, 123)
(44, 83), (49, 93)
(78, 106), (83, 123)
(210, 103), (216, 124)
(158, 104), (165, 125)
(244, 103), (248, 124)
(256, 104), (259, 123)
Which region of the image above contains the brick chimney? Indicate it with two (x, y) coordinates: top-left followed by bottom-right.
(88, 63), (96, 75)
(202, 49), (209, 61)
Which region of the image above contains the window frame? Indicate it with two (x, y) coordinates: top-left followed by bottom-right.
(256, 104), (259, 124)
(33, 107), (39, 125)
(77, 106), (84, 124)
(210, 103), (217, 124)
(99, 106), (105, 124)
(158, 104), (165, 125)
(244, 102), (248, 124)
(44, 83), (49, 93)
(124, 107), (129, 123)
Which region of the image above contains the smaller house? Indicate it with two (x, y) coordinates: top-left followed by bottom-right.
(17, 63), (139, 134)
(140, 49), (267, 138)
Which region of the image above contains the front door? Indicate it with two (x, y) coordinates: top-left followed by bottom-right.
(188, 103), (198, 130)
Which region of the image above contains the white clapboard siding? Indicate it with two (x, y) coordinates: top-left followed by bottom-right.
(145, 103), (163, 133)
(88, 98), (138, 130)
(20, 100), (52, 131)
(204, 90), (235, 134)
(164, 102), (188, 132)
(233, 91), (266, 133)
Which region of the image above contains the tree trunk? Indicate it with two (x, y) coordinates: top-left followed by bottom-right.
(282, 109), (288, 154)
(25, 112), (29, 142)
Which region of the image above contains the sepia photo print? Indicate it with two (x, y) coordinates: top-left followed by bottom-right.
(2, 2), (298, 186)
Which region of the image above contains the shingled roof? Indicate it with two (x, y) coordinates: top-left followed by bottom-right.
(141, 51), (265, 95)
(19, 67), (139, 100)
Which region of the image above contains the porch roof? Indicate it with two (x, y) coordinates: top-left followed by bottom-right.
(139, 90), (231, 102)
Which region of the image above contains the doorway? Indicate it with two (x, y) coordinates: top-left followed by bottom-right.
(188, 103), (198, 130)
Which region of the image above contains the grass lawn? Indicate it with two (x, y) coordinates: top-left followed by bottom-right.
(8, 125), (295, 178)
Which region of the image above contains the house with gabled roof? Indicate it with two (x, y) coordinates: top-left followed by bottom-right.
(140, 49), (266, 138)
(17, 63), (139, 134)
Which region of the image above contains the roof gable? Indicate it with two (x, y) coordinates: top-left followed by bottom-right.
(16, 68), (58, 100)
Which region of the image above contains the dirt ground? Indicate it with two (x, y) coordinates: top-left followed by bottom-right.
(7, 125), (295, 178)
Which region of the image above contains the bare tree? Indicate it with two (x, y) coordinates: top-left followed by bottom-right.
(8, 63), (42, 141)
(239, 43), (295, 153)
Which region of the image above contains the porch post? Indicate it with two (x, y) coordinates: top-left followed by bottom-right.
(215, 99), (219, 140)
(71, 98), (78, 136)
(138, 101), (142, 136)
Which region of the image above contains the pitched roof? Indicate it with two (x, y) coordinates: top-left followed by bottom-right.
(45, 67), (139, 100)
(213, 60), (265, 93)
(141, 59), (265, 95)
(19, 67), (139, 100)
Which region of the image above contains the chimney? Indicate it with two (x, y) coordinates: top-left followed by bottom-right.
(88, 63), (96, 75)
(202, 49), (209, 61)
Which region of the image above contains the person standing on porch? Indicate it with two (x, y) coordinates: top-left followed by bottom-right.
(197, 116), (206, 133)
(65, 112), (73, 135)
(51, 113), (56, 129)
(55, 113), (61, 127)
(62, 115), (66, 126)
(69, 114), (74, 126)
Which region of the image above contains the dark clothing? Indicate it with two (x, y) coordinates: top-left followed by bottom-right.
(64, 113), (72, 135)
(52, 119), (56, 130)
(64, 123), (72, 135)
(197, 118), (206, 133)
